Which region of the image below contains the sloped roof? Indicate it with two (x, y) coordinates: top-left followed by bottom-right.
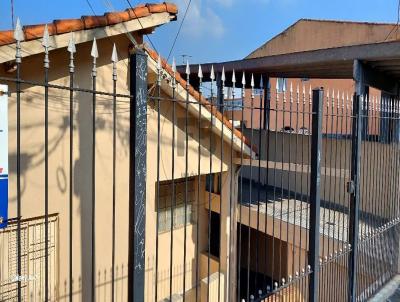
(0, 2), (177, 46)
(247, 18), (399, 59)
(145, 46), (256, 154)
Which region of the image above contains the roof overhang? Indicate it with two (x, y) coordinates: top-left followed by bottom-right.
(178, 41), (400, 95)
(0, 11), (175, 64)
(146, 49), (255, 158)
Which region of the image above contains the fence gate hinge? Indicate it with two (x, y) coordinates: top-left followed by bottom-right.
(347, 181), (355, 194)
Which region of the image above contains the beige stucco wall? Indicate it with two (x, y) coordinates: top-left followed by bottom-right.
(2, 34), (133, 302)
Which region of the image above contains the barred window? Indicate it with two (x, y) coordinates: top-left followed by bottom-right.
(157, 177), (196, 233)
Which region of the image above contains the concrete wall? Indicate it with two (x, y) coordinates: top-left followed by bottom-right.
(241, 129), (400, 220)
(247, 19), (398, 58)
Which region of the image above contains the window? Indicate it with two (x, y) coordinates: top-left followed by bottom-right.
(205, 173), (221, 195)
(157, 178), (196, 233)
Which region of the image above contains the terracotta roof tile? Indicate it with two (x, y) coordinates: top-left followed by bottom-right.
(144, 46), (255, 152)
(147, 3), (168, 13)
(82, 15), (108, 29)
(126, 6), (151, 19)
(54, 19), (84, 34)
(24, 23), (57, 41)
(0, 2), (177, 46)
(105, 11), (130, 25)
(0, 30), (14, 45)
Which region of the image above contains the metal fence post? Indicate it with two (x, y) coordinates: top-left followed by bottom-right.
(128, 48), (148, 302)
(308, 88), (324, 302)
(348, 93), (362, 302)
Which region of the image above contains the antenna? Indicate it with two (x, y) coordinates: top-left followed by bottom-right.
(180, 54), (192, 65)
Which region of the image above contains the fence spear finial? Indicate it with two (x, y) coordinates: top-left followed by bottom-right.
(42, 24), (50, 48)
(111, 43), (118, 63)
(198, 64), (203, 80)
(111, 43), (118, 80)
(171, 58), (176, 88)
(157, 55), (162, 71)
(185, 59), (190, 75)
(91, 38), (98, 77)
(221, 66), (226, 84)
(241, 72), (246, 86)
(14, 17), (24, 63)
(42, 24), (50, 68)
(67, 32), (76, 54)
(172, 57), (176, 73)
(210, 65), (215, 81)
(91, 38), (98, 58)
(231, 69), (236, 84)
(14, 17), (24, 42)
(67, 32), (76, 73)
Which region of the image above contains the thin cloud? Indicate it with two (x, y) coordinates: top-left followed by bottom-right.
(172, 0), (225, 38)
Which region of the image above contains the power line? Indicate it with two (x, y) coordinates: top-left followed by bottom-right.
(85, 0), (97, 15)
(124, 0), (158, 53)
(11, 0), (15, 28)
(384, 0), (400, 41)
(166, 0), (192, 62)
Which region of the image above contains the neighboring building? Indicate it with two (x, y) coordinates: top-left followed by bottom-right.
(226, 19), (396, 131)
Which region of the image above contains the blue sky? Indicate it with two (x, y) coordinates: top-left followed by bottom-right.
(0, 0), (397, 63)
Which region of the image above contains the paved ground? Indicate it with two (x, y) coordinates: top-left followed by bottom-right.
(239, 180), (375, 242)
(369, 275), (400, 302)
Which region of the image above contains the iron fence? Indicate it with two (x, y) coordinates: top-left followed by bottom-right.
(0, 22), (399, 302)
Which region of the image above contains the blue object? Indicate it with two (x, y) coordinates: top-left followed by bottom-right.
(0, 176), (8, 228)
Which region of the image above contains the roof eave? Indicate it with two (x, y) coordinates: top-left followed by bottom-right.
(0, 12), (174, 64)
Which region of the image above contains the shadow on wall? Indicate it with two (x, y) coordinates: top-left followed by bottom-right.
(146, 256), (198, 302)
(7, 90), (130, 300)
(56, 266), (128, 302)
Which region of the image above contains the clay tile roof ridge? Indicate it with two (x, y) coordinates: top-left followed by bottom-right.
(0, 2), (177, 46)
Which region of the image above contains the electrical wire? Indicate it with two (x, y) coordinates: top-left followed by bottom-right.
(384, 0), (400, 41)
(11, 0), (15, 28)
(166, 0), (192, 62)
(124, 0), (159, 52)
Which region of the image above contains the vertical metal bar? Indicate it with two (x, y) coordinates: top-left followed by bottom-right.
(207, 68), (215, 302)
(348, 93), (362, 302)
(308, 88), (323, 302)
(128, 48), (147, 302)
(14, 19), (23, 302)
(246, 75), (255, 301)
(67, 34), (75, 302)
(90, 39), (98, 302)
(169, 60), (177, 302)
(196, 65), (203, 302)
(228, 70), (236, 302)
(255, 78), (263, 295)
(111, 44), (118, 302)
(43, 26), (50, 302)
(237, 72), (245, 302)
(154, 55), (161, 302)
(218, 70), (225, 302)
(262, 76), (270, 294)
(183, 62), (190, 302)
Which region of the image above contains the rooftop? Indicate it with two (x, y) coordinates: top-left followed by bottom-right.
(0, 2), (177, 46)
